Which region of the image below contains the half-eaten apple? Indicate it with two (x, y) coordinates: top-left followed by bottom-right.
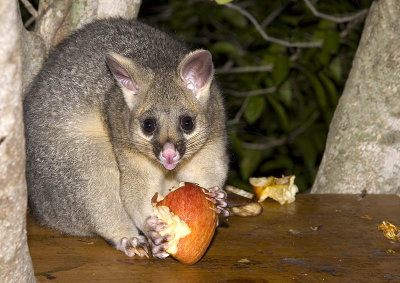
(152, 182), (218, 265)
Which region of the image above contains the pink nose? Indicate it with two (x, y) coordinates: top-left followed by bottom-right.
(162, 142), (177, 164)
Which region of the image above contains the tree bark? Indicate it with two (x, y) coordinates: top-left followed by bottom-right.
(0, 0), (142, 281)
(312, 0), (400, 196)
(0, 0), (36, 282)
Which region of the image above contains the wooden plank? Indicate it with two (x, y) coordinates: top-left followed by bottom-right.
(28, 194), (400, 282)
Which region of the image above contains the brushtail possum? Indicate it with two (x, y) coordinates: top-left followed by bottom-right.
(24, 18), (229, 258)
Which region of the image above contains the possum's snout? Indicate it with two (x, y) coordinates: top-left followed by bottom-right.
(159, 142), (180, 170)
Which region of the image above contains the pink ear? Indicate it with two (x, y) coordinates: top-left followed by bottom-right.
(180, 50), (214, 99)
(106, 54), (138, 94)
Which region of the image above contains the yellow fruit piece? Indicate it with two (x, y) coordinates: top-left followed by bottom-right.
(378, 221), (400, 242)
(249, 175), (298, 205)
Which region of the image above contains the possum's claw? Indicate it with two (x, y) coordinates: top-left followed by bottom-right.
(145, 216), (171, 259)
(120, 236), (149, 258)
(206, 186), (230, 217)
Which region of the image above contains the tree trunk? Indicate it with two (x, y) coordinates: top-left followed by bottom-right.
(0, 0), (141, 281)
(312, 0), (400, 196)
(0, 0), (36, 282)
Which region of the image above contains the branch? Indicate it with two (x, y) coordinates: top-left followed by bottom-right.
(20, 0), (38, 17)
(242, 112), (319, 150)
(304, 0), (368, 24)
(242, 137), (286, 150)
(225, 3), (323, 48)
(217, 52), (302, 75)
(339, 13), (366, 37)
(227, 97), (250, 125)
(225, 87), (277, 97)
(260, 3), (287, 28)
(24, 16), (36, 28)
(242, 3), (289, 49)
(216, 64), (273, 74)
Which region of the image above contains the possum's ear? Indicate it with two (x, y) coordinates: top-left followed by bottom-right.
(179, 50), (214, 102)
(106, 53), (139, 110)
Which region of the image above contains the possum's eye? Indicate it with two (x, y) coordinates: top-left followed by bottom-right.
(180, 116), (195, 133)
(142, 118), (157, 135)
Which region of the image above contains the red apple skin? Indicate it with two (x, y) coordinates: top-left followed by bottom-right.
(156, 182), (217, 265)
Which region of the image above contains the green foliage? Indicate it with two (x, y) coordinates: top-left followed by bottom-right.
(272, 55), (290, 85)
(214, 0), (234, 5)
(245, 96), (265, 124)
(240, 149), (264, 180)
(210, 41), (239, 56)
(140, 0), (372, 192)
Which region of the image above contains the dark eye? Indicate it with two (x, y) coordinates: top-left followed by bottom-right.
(142, 118), (156, 134)
(180, 116), (195, 133)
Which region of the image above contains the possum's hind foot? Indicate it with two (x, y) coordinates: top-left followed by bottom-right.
(145, 216), (171, 259)
(119, 236), (149, 257)
(206, 186), (229, 217)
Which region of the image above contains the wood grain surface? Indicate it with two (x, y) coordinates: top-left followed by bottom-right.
(28, 194), (400, 282)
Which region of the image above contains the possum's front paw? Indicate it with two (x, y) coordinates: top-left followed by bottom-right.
(119, 236), (149, 257)
(206, 186), (230, 217)
(146, 216), (171, 259)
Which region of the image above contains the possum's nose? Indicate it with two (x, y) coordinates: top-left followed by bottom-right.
(160, 142), (179, 170)
(162, 143), (177, 163)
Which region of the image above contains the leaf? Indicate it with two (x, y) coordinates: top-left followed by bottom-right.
(312, 30), (326, 41)
(262, 54), (275, 64)
(227, 170), (253, 192)
(267, 96), (289, 131)
(239, 149), (263, 180)
(292, 174), (308, 194)
(220, 8), (247, 28)
(268, 43), (287, 54)
(210, 41), (238, 55)
(293, 136), (317, 174)
(318, 71), (338, 106)
(317, 31), (340, 65)
(215, 0), (234, 4)
(278, 15), (301, 26)
(301, 69), (327, 110)
(309, 124), (328, 153)
(228, 132), (244, 157)
(317, 49), (331, 66)
(329, 57), (343, 83)
(317, 19), (337, 30)
(278, 80), (292, 107)
(323, 31), (340, 54)
(272, 55), (290, 85)
(244, 96), (266, 124)
(260, 156), (293, 172)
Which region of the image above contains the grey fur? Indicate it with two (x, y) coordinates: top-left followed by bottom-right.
(23, 18), (228, 255)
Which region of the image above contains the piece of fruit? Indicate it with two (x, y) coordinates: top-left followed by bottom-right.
(249, 175), (298, 205)
(225, 185), (263, 217)
(378, 221), (400, 241)
(152, 182), (218, 265)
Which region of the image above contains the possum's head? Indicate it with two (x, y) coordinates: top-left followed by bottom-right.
(106, 50), (218, 170)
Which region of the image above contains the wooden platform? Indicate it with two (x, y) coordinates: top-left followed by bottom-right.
(28, 194), (400, 282)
